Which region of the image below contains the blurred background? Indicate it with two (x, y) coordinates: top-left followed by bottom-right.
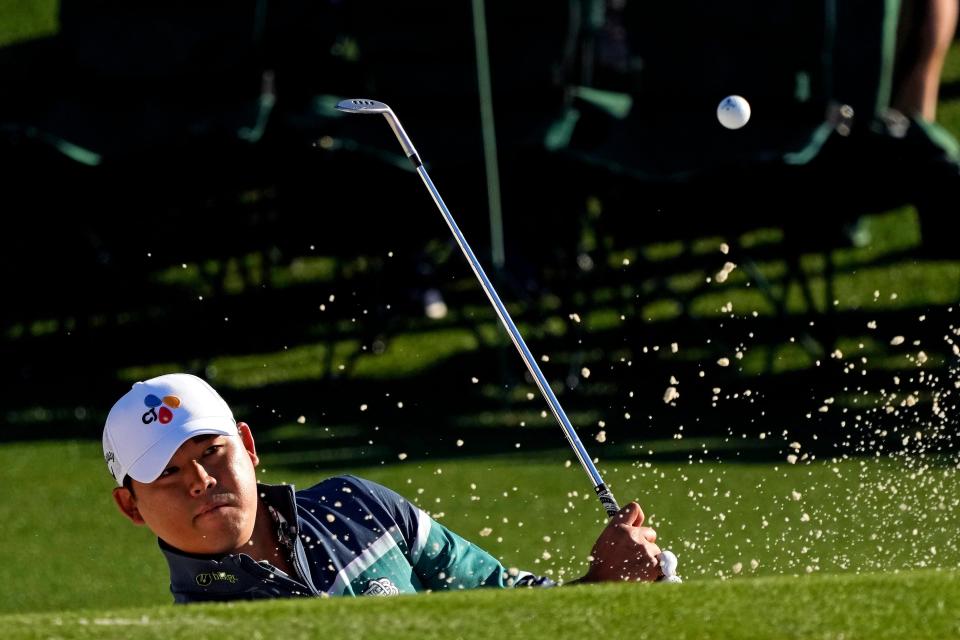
(1, 0), (958, 612)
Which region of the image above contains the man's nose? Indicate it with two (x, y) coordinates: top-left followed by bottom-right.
(188, 460), (217, 496)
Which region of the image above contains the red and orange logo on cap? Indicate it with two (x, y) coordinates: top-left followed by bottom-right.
(142, 394), (181, 425)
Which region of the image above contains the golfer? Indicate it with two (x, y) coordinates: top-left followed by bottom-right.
(104, 374), (664, 602)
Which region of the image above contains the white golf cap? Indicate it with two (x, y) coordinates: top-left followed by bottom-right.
(102, 373), (239, 486)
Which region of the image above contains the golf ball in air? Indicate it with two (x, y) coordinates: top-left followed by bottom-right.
(717, 95), (751, 129)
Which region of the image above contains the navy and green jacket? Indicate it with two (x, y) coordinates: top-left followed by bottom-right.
(160, 475), (553, 602)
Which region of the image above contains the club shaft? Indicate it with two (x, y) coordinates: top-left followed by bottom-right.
(407, 155), (620, 518)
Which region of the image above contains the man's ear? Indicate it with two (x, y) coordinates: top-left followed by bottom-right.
(112, 487), (146, 525)
(237, 421), (259, 467)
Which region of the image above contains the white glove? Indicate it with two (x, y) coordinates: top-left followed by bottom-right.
(657, 550), (682, 583)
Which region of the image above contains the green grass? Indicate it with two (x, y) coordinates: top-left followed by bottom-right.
(2, 439), (958, 616)
(0, 0), (58, 47)
(2, 570), (958, 640)
(106, 210), (958, 397)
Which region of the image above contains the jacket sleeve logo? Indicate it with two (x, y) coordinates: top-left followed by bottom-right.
(363, 577), (399, 596)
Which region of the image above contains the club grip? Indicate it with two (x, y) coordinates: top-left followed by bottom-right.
(595, 484), (620, 518)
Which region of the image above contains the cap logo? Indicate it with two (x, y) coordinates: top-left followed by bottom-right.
(142, 394), (182, 425)
(104, 450), (116, 478)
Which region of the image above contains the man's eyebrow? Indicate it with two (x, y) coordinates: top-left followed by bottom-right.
(190, 435), (218, 445)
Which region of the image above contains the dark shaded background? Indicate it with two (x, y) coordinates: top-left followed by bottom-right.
(1, 0), (958, 466)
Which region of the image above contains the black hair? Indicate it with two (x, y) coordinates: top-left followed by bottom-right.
(122, 474), (136, 497)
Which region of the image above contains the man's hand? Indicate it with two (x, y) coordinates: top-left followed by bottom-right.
(580, 502), (661, 583)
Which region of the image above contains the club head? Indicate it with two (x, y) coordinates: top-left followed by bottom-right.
(336, 98), (392, 114)
(335, 97), (419, 162)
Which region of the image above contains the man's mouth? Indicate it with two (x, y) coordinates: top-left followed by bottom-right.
(195, 495), (238, 520)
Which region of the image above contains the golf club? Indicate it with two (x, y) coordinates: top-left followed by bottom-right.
(335, 98), (679, 582)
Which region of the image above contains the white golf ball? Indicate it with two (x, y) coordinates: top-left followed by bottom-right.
(717, 95), (751, 129)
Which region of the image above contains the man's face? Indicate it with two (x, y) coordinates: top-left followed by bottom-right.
(112, 423), (260, 555)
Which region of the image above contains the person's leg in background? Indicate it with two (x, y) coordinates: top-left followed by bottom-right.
(894, 0), (958, 121)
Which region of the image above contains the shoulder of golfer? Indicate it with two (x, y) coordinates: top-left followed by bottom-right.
(297, 475), (556, 591)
